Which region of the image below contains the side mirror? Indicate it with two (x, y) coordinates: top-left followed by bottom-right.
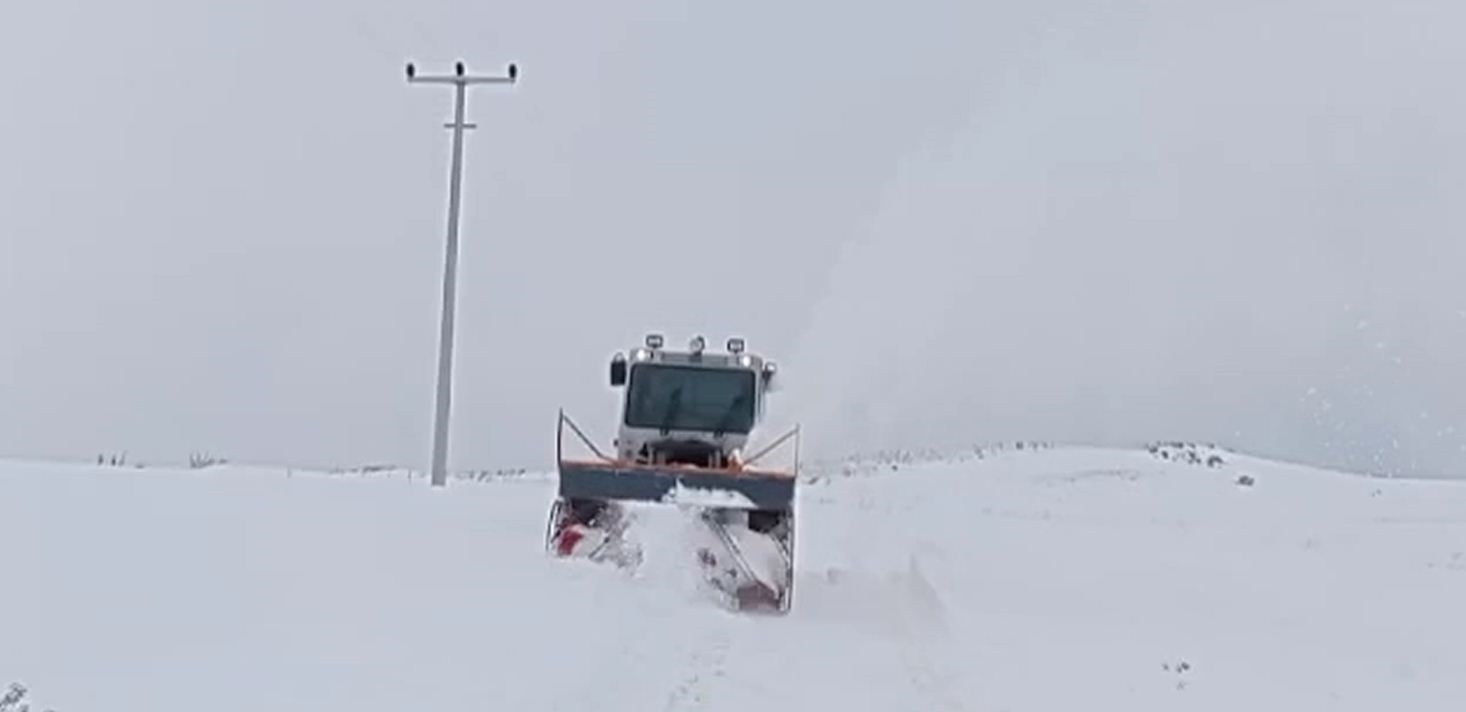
(761, 361), (778, 392)
(610, 354), (627, 386)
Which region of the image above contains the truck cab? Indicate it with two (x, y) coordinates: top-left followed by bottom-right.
(608, 334), (777, 468)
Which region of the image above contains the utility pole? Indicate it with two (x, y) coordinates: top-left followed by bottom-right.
(406, 59), (518, 488)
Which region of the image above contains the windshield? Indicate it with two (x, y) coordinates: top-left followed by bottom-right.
(624, 364), (757, 434)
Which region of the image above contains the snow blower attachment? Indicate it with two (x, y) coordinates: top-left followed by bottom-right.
(546, 333), (800, 613)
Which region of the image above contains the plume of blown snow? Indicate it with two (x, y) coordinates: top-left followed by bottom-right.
(781, 0), (1466, 476)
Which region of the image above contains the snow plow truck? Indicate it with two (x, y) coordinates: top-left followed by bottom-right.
(546, 333), (799, 613)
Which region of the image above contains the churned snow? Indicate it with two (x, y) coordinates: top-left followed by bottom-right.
(660, 481), (759, 508)
(2, 447), (1465, 711)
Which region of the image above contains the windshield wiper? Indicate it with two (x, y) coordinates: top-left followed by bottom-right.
(712, 394), (747, 436)
(659, 387), (683, 435)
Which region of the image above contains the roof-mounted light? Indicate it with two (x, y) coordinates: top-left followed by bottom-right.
(632, 348), (652, 361)
(727, 337), (746, 354)
(689, 335), (706, 354)
(737, 354), (754, 367)
(645, 333), (664, 349)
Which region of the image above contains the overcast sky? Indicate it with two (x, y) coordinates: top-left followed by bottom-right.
(2, 0), (1463, 477)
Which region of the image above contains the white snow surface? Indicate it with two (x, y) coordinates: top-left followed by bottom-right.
(3, 447), (1465, 711)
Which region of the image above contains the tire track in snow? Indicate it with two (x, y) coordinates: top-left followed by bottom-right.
(901, 641), (968, 712)
(895, 555), (969, 711)
(660, 627), (731, 711)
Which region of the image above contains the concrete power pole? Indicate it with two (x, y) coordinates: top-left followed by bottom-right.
(406, 59), (518, 488)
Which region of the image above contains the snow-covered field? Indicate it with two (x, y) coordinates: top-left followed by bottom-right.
(3, 446), (1464, 711)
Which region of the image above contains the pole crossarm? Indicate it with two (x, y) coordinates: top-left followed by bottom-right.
(406, 60), (518, 86)
(408, 75), (517, 86)
(405, 59), (518, 488)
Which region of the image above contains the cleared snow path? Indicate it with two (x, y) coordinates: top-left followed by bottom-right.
(2, 448), (1464, 711)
